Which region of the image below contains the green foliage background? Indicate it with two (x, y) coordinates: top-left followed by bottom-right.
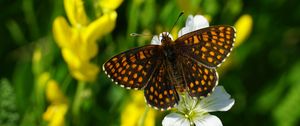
(1, 0), (300, 125)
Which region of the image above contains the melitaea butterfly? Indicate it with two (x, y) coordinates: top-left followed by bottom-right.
(103, 25), (236, 110)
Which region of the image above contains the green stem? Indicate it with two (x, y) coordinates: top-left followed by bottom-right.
(72, 81), (86, 117)
(61, 74), (72, 92)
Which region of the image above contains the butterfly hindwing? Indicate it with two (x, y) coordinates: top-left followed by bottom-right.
(175, 25), (236, 67)
(144, 61), (179, 110)
(103, 45), (161, 90)
(180, 57), (218, 98)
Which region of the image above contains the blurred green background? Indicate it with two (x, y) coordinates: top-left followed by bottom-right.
(1, 0), (300, 126)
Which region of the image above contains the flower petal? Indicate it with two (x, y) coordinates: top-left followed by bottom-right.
(192, 15), (209, 30)
(83, 40), (99, 59)
(99, 0), (123, 12)
(151, 35), (161, 45)
(43, 103), (68, 126)
(178, 15), (209, 37)
(162, 113), (190, 126)
(234, 14), (253, 47)
(62, 48), (81, 68)
(193, 114), (223, 126)
(121, 91), (156, 126)
(84, 11), (117, 42)
(177, 94), (198, 113)
(46, 80), (67, 103)
(196, 86), (235, 112)
(64, 0), (88, 26)
(178, 27), (190, 38)
(71, 62), (99, 82)
(53, 17), (73, 48)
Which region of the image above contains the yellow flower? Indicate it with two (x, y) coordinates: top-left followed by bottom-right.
(121, 91), (156, 126)
(64, 0), (88, 27)
(36, 72), (51, 97)
(98, 0), (123, 12)
(43, 104), (68, 126)
(32, 47), (42, 64)
(53, 0), (119, 82)
(43, 80), (68, 126)
(46, 80), (67, 103)
(234, 14), (253, 47)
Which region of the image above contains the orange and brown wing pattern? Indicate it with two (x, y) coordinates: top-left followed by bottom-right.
(103, 45), (161, 90)
(180, 57), (218, 98)
(175, 25), (236, 67)
(144, 62), (179, 110)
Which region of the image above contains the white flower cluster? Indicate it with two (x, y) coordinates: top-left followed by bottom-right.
(162, 86), (234, 126)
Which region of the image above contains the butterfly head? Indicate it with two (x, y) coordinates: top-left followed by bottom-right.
(161, 32), (173, 45)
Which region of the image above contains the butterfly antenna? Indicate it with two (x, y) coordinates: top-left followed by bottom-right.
(130, 33), (152, 37)
(168, 11), (184, 36)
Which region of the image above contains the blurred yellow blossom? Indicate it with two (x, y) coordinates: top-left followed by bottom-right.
(98, 0), (123, 12)
(64, 0), (88, 27)
(32, 47), (44, 75)
(46, 80), (67, 103)
(53, 0), (120, 82)
(32, 47), (42, 64)
(37, 72), (50, 88)
(234, 14), (253, 47)
(43, 104), (68, 126)
(121, 91), (156, 126)
(36, 72), (51, 95)
(43, 80), (68, 126)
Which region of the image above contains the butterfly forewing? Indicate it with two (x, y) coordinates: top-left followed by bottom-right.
(180, 57), (218, 98)
(175, 25), (236, 67)
(144, 61), (179, 110)
(103, 45), (161, 90)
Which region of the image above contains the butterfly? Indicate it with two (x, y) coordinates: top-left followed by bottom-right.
(103, 25), (236, 111)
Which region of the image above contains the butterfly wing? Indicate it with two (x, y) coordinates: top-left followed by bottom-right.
(144, 60), (179, 110)
(103, 45), (162, 90)
(179, 56), (218, 98)
(175, 25), (236, 68)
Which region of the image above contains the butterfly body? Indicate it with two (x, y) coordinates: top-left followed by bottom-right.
(103, 25), (236, 110)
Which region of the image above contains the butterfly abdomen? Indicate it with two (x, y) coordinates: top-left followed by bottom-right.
(164, 54), (186, 93)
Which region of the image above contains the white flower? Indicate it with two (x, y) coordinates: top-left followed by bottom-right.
(162, 86), (235, 126)
(151, 15), (209, 45)
(178, 15), (209, 37)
